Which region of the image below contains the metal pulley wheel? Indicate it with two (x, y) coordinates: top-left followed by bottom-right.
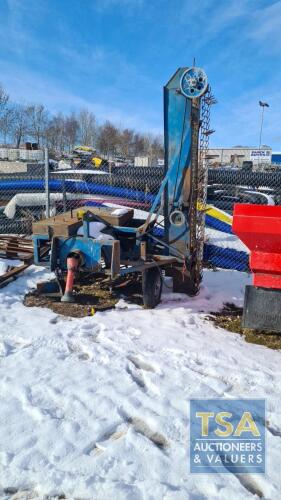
(180, 67), (208, 98)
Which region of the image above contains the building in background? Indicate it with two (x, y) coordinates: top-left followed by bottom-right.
(272, 152), (281, 165)
(207, 146), (272, 167)
(0, 146), (44, 162)
(134, 156), (160, 167)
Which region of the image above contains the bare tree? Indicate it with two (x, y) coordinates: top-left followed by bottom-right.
(97, 121), (119, 157)
(151, 135), (164, 158)
(78, 109), (96, 146)
(0, 83), (10, 143)
(119, 128), (134, 157)
(10, 104), (30, 148)
(0, 108), (14, 144)
(95, 123), (163, 160)
(132, 132), (146, 156)
(64, 113), (79, 152)
(0, 84), (9, 114)
(46, 113), (66, 153)
(27, 104), (49, 146)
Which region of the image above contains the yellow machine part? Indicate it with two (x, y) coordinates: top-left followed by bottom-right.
(74, 146), (95, 152)
(197, 202), (232, 225)
(91, 157), (103, 168)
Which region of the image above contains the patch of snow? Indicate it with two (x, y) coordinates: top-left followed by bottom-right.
(0, 267), (279, 499)
(206, 227), (249, 252)
(77, 222), (114, 240)
(111, 208), (130, 216)
(54, 169), (109, 175)
(0, 258), (22, 276)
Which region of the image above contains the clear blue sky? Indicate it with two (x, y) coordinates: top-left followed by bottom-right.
(0, 0), (280, 148)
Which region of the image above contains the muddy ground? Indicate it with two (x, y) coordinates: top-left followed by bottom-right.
(209, 302), (281, 350)
(24, 275), (143, 318)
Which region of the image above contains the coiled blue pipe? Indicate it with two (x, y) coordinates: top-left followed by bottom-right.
(0, 179), (233, 233)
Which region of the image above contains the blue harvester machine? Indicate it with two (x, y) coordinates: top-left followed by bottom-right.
(33, 67), (211, 307)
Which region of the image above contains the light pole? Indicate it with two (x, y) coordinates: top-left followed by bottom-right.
(257, 101), (269, 169)
(258, 100), (269, 150)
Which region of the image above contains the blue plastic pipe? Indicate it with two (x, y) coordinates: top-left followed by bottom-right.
(0, 179), (155, 204)
(0, 179), (234, 234)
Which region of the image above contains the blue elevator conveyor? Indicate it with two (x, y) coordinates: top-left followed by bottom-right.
(33, 67), (210, 308)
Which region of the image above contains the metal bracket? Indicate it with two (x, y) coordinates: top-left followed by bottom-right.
(111, 240), (120, 279)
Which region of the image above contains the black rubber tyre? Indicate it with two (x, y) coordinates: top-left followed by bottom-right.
(142, 267), (162, 309)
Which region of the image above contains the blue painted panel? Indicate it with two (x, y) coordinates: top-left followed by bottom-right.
(55, 237), (102, 270)
(164, 67), (194, 256)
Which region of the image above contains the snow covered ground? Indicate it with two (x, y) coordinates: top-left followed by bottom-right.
(0, 267), (280, 499)
(205, 227), (248, 253)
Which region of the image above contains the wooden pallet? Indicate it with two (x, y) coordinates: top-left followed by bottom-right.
(0, 236), (34, 261)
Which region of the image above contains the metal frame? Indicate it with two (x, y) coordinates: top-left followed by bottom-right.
(32, 66), (209, 300)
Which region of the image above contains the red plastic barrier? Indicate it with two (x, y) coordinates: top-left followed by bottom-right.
(232, 204), (281, 289)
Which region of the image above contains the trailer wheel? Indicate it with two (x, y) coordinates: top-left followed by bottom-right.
(142, 268), (162, 308)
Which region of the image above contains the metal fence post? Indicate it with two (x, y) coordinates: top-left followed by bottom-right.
(62, 178), (67, 212)
(45, 147), (50, 218)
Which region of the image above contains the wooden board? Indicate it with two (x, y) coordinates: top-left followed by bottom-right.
(0, 264), (30, 289)
(32, 217), (82, 237)
(32, 206), (134, 237)
(72, 206), (134, 226)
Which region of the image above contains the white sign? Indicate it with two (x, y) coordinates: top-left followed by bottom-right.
(250, 150), (271, 163)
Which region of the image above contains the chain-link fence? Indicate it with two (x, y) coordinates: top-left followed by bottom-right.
(0, 149), (164, 235)
(204, 167), (281, 271)
(0, 151), (48, 235)
(1, 147), (280, 273)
